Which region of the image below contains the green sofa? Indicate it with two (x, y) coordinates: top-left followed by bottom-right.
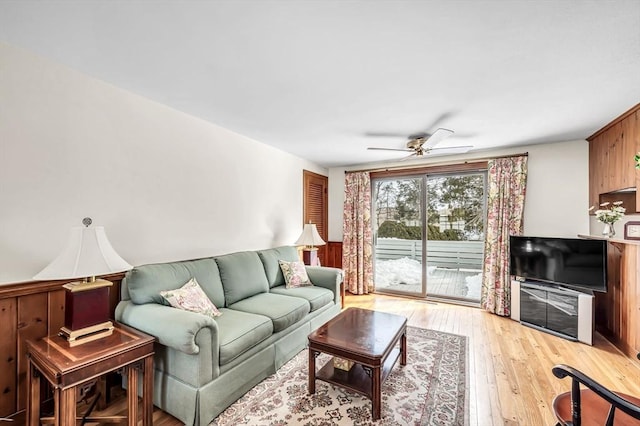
(115, 246), (343, 425)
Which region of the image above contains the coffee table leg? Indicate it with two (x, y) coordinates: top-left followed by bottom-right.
(372, 366), (381, 420)
(401, 329), (407, 366)
(308, 349), (316, 394)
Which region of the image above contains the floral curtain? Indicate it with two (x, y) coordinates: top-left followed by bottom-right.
(481, 155), (528, 316)
(342, 171), (373, 295)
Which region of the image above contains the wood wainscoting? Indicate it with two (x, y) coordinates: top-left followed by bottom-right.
(0, 273), (124, 418)
(325, 241), (343, 269)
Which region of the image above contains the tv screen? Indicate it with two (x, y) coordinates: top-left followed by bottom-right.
(509, 236), (607, 292)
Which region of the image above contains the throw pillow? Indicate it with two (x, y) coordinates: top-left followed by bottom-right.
(159, 277), (222, 318)
(278, 260), (313, 288)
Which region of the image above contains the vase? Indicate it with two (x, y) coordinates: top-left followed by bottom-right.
(602, 223), (615, 238)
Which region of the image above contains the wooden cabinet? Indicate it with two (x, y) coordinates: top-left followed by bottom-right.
(587, 105), (640, 359)
(588, 132), (608, 208)
(588, 104), (640, 212)
(592, 238), (640, 358)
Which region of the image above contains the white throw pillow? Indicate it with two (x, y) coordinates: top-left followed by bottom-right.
(160, 277), (222, 318)
(278, 260), (313, 289)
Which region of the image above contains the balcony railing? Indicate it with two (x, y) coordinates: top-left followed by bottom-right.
(374, 238), (484, 301)
(375, 238), (484, 271)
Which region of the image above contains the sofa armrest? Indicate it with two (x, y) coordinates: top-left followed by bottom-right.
(115, 300), (219, 355)
(306, 266), (344, 305)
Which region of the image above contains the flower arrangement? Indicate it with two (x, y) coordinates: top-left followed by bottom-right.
(589, 201), (626, 224)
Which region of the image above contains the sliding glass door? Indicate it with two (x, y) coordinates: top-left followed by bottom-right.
(372, 171), (486, 303)
(424, 173), (485, 302)
(372, 177), (425, 297)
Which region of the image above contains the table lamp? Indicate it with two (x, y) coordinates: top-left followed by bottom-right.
(294, 222), (326, 266)
(34, 217), (132, 346)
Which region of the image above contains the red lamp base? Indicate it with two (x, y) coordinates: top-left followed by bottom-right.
(302, 248), (319, 266)
(61, 279), (114, 346)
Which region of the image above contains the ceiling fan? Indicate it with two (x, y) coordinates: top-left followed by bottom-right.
(367, 128), (473, 160)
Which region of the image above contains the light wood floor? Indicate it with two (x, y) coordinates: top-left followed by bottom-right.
(85, 293), (640, 425)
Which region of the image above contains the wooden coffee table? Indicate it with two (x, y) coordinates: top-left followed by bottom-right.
(308, 307), (407, 420)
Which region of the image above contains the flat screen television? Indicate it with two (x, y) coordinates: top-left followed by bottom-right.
(509, 236), (607, 293)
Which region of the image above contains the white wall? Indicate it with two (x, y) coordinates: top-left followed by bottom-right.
(0, 43), (326, 284)
(521, 141), (589, 236)
(328, 167), (346, 242)
(328, 140), (590, 241)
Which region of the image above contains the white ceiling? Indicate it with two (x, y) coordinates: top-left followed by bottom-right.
(1, 1), (639, 167)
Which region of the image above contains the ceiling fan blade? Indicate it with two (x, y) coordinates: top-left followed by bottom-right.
(367, 147), (413, 152)
(423, 128), (455, 149)
(427, 145), (473, 156)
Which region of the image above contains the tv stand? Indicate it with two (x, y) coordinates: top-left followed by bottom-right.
(511, 280), (594, 345)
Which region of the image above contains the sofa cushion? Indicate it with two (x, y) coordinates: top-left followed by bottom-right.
(126, 258), (225, 308)
(228, 293), (310, 333)
(270, 285), (333, 312)
(215, 251), (270, 306)
(160, 277), (222, 318)
(257, 246), (300, 288)
(215, 308), (273, 366)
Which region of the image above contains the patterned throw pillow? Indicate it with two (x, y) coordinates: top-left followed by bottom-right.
(278, 260), (313, 289)
(159, 277), (222, 318)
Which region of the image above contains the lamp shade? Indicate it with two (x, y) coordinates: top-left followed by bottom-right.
(294, 223), (326, 247)
(34, 225), (132, 280)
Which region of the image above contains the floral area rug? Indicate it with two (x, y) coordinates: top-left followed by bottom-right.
(211, 326), (468, 425)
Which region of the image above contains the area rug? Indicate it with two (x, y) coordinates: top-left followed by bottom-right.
(211, 326), (468, 425)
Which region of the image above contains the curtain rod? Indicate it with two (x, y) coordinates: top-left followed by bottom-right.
(344, 152), (528, 174)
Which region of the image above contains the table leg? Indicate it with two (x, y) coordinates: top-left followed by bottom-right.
(53, 388), (60, 426)
(308, 349), (316, 394)
(401, 329), (407, 366)
(26, 359), (40, 426)
(127, 365), (139, 426)
(142, 356), (154, 425)
(59, 387), (76, 426)
(372, 366), (381, 420)
(96, 376), (108, 410)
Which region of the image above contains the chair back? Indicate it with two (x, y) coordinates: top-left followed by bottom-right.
(552, 364), (640, 426)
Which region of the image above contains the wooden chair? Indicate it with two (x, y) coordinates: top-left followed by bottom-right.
(552, 364), (640, 426)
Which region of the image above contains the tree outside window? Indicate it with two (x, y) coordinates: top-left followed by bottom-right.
(374, 174), (485, 241)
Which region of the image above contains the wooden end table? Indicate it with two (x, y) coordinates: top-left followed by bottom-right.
(308, 307), (407, 420)
(26, 322), (155, 426)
